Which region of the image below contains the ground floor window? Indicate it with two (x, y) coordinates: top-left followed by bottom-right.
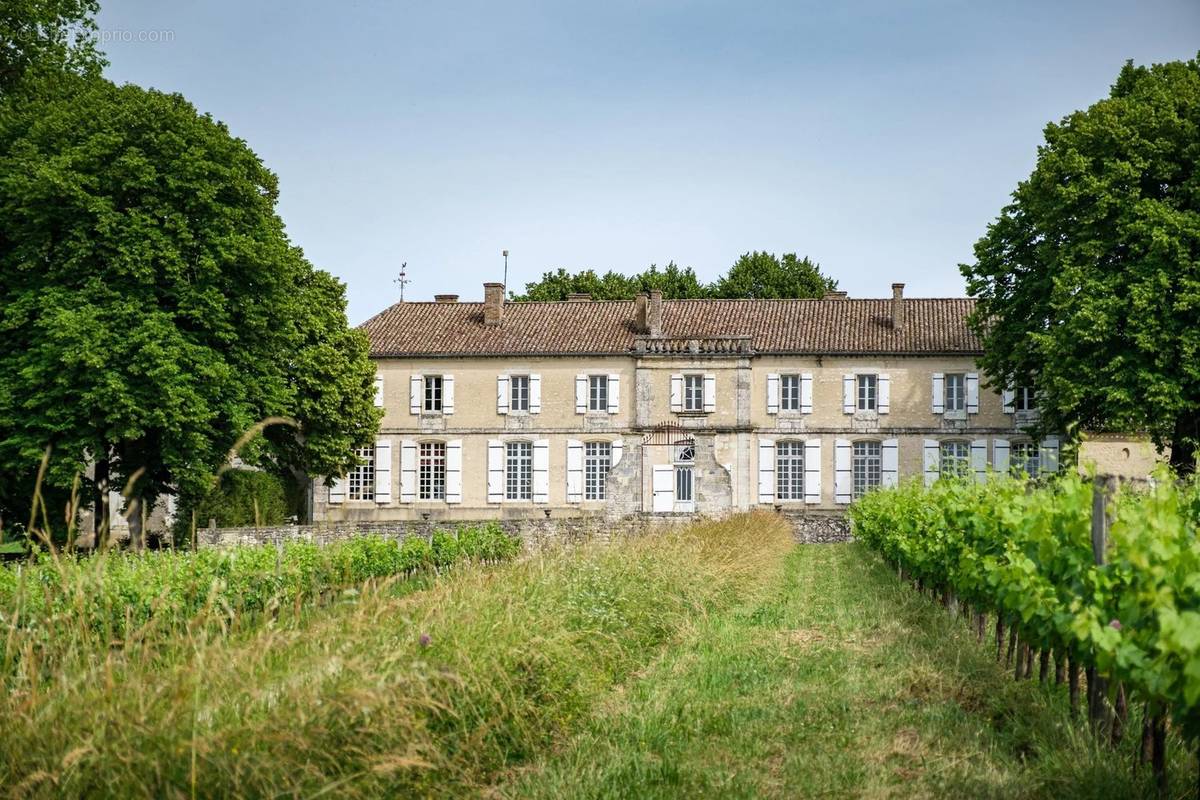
(853, 441), (882, 498)
(940, 441), (970, 479)
(675, 466), (694, 503)
(776, 441), (805, 500)
(419, 442), (445, 500)
(584, 441), (612, 500)
(348, 446), (375, 501)
(505, 441), (532, 500)
(1011, 441), (1040, 477)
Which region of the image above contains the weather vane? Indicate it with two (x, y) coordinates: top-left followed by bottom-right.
(394, 262), (410, 302)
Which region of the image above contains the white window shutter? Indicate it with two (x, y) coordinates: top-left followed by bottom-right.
(703, 373), (716, 412)
(1002, 389), (1015, 414)
(766, 373), (780, 414)
(966, 373), (979, 414)
(374, 374), (384, 408)
(328, 476), (345, 504)
(487, 440), (504, 502)
(410, 375), (421, 414)
(923, 439), (940, 486)
(445, 439), (463, 503)
(608, 374), (620, 414)
(566, 439), (583, 502)
(532, 439), (550, 503)
(575, 374), (587, 414)
(971, 439), (988, 483)
(932, 373), (945, 415)
(993, 438), (1010, 473)
(530, 374), (542, 414)
(878, 374), (890, 414)
(758, 438), (775, 504)
(399, 439), (417, 502)
(842, 374), (855, 414)
(1042, 436), (1060, 473)
(670, 374), (684, 412)
(804, 438), (822, 504)
(882, 438), (899, 487)
(497, 374), (509, 414)
(611, 438), (623, 466)
(834, 439), (852, 504)
(442, 375), (455, 414)
(801, 373), (813, 414)
(374, 439), (392, 503)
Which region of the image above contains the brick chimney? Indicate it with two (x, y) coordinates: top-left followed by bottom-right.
(434, 294), (459, 303)
(647, 289), (664, 337)
(634, 293), (649, 332)
(567, 292), (591, 302)
(891, 283), (905, 331)
(483, 282), (504, 326)
(823, 290), (848, 300)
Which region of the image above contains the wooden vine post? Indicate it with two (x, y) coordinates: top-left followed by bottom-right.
(1089, 475), (1115, 738)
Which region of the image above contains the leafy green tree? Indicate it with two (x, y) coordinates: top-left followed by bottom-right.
(0, 77), (380, 543)
(1, 0), (104, 93)
(710, 251), (836, 299)
(180, 469), (290, 534)
(962, 56), (1200, 473)
(514, 253), (835, 301)
(513, 262), (709, 301)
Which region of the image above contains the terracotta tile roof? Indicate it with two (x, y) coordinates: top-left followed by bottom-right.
(361, 298), (982, 357)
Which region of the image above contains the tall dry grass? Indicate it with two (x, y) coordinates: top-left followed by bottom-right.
(0, 512), (793, 799)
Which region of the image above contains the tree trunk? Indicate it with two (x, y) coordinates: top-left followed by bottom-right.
(1139, 704), (1153, 769)
(1151, 713), (1167, 796)
(996, 617), (1006, 661)
(92, 455), (110, 550)
(1039, 649), (1050, 683)
(1006, 627), (1017, 668)
(1068, 656), (1080, 719)
(1169, 410), (1199, 476)
(1111, 683), (1127, 746)
(1055, 650), (1066, 685)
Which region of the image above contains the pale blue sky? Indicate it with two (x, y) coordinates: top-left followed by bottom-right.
(97, 1), (1199, 323)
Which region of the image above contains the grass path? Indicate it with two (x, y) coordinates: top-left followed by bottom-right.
(504, 543), (1169, 799)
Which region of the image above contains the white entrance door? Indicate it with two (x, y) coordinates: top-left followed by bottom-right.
(652, 465), (674, 513)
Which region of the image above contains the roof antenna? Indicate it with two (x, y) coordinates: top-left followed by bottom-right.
(502, 250), (509, 294)
(394, 262), (410, 302)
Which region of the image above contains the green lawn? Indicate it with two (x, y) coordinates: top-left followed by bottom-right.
(504, 543), (1173, 799)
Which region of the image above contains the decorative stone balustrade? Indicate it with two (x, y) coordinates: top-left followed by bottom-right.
(633, 335), (753, 356)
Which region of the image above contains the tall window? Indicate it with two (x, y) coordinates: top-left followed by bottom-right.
(419, 442), (446, 500)
(675, 440), (694, 505)
(424, 375), (443, 412)
(780, 374), (801, 411)
(1011, 441), (1041, 477)
(1015, 386), (1036, 412)
(505, 441), (533, 501)
(853, 441), (882, 498)
(683, 375), (705, 412)
(584, 442), (612, 501)
(857, 374), (877, 411)
(940, 441), (970, 479)
(776, 441), (805, 500)
(588, 375), (609, 412)
(944, 374), (965, 412)
(510, 375), (530, 412)
(347, 446), (375, 501)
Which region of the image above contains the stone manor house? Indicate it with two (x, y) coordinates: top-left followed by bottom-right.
(312, 283), (1057, 523)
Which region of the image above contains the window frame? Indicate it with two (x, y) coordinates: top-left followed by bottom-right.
(1015, 386), (1036, 412)
(1011, 440), (1041, 477)
(347, 446), (375, 501)
(504, 441), (533, 501)
(418, 441), (446, 501)
(423, 375), (444, 413)
(509, 374), (530, 413)
(939, 440), (970, 479)
(856, 373), (878, 412)
(779, 374), (801, 412)
(587, 375), (609, 412)
(683, 374), (705, 412)
(583, 441), (613, 501)
(852, 440), (882, 498)
(944, 373), (966, 413)
(775, 440), (805, 501)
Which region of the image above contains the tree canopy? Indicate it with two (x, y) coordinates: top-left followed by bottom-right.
(0, 77), (380, 537)
(512, 251), (836, 301)
(0, 0), (104, 93)
(962, 55), (1200, 472)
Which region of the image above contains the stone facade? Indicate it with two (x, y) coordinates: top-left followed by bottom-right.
(311, 285), (1065, 526)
